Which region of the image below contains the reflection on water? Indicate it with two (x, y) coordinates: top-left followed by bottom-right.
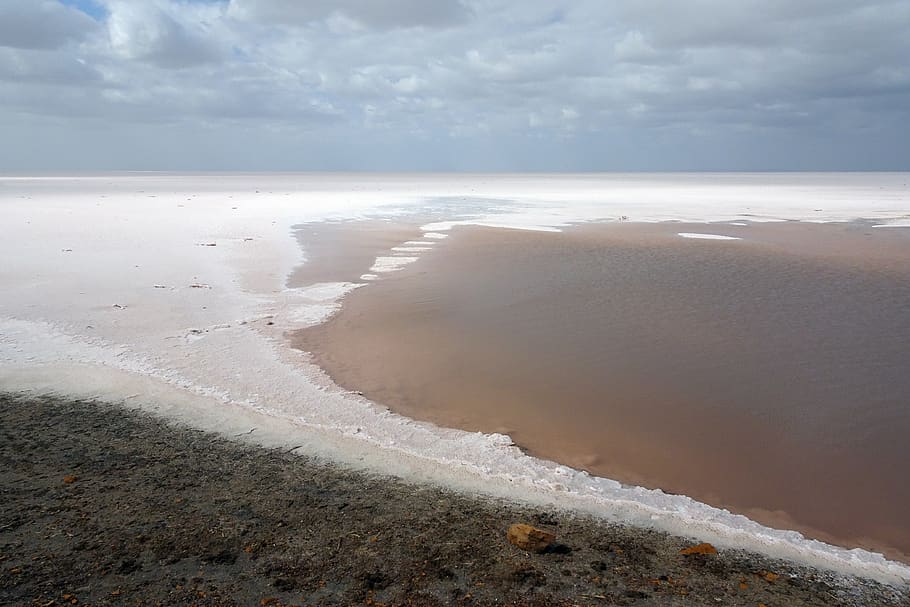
(294, 222), (910, 561)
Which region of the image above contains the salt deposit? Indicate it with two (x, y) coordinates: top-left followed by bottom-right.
(2, 172), (909, 585)
(677, 232), (743, 240)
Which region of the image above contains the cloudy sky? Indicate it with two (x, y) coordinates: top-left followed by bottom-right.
(1, 0), (908, 171)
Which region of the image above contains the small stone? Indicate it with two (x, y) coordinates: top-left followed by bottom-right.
(63, 475), (77, 484)
(507, 523), (555, 553)
(679, 542), (718, 556)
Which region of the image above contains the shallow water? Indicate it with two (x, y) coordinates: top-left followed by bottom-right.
(294, 222), (910, 561)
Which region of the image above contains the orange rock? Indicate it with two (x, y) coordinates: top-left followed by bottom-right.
(679, 542), (718, 556)
(506, 523), (556, 553)
(63, 475), (77, 484)
(761, 571), (780, 582)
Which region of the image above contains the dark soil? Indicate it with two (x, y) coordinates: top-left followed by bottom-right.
(1, 393), (906, 607)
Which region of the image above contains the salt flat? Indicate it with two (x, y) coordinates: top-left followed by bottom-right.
(2, 172), (910, 585)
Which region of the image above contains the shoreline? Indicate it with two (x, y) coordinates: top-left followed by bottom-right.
(2, 392), (907, 607)
(3, 173), (910, 589)
(291, 219), (910, 564)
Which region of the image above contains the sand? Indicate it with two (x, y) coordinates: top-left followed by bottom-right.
(3, 393), (908, 607)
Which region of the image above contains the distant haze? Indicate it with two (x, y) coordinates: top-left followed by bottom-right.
(1, 0), (909, 171)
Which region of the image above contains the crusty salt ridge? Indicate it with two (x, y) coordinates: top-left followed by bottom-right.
(2, 173), (910, 586)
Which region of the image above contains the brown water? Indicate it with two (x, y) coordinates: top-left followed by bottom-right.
(293, 221), (910, 561)
(288, 219), (422, 285)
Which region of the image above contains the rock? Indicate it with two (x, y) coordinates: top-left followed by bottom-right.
(507, 523), (555, 553)
(679, 542), (717, 556)
(63, 475), (77, 484)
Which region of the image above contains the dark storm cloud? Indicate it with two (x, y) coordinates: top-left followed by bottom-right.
(0, 0), (908, 170)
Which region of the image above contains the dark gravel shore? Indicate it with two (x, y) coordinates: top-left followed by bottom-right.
(1, 393), (906, 607)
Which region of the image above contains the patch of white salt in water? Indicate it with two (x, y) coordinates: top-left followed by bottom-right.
(391, 246), (434, 252)
(370, 256), (420, 273)
(2, 173), (910, 585)
(677, 232), (743, 240)
(284, 283), (363, 327)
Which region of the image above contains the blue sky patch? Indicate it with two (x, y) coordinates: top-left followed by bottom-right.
(58, 0), (107, 20)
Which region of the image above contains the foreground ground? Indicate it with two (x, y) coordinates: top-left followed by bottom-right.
(1, 394), (906, 607)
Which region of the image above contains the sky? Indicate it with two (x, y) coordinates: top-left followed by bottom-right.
(1, 0), (909, 171)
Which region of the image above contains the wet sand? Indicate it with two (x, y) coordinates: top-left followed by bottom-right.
(3, 393), (908, 607)
(293, 221), (910, 562)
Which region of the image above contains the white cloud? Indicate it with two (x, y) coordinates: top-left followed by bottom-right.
(0, 0), (908, 170)
(105, 0), (226, 68)
(0, 47), (102, 85)
(613, 31), (663, 64)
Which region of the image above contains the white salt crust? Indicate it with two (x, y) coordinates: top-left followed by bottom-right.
(2, 173), (909, 586)
(391, 246), (434, 252)
(370, 256), (420, 273)
(677, 232), (743, 241)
